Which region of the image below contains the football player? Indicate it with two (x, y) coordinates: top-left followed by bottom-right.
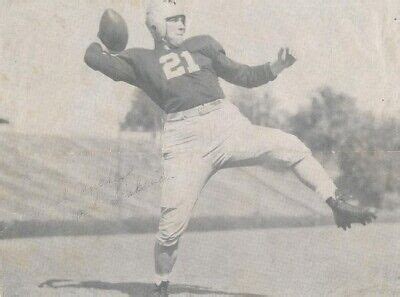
(84, 1), (376, 296)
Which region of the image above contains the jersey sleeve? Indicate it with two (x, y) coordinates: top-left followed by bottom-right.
(199, 36), (277, 88)
(84, 42), (139, 86)
(213, 53), (277, 88)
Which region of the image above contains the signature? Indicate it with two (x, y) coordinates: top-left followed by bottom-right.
(82, 167), (171, 200)
(125, 175), (172, 199)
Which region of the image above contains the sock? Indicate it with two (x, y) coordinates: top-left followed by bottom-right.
(292, 155), (337, 201)
(326, 197), (338, 208)
(315, 180), (337, 201)
(154, 274), (169, 286)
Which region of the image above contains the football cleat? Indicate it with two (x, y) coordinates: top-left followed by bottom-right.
(150, 281), (169, 297)
(326, 197), (377, 230)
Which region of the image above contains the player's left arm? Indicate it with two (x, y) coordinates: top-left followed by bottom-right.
(208, 45), (296, 88)
(212, 52), (278, 88)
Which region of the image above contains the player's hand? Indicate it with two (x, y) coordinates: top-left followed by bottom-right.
(87, 42), (103, 54)
(278, 48), (296, 68)
(270, 47), (296, 76)
(84, 42), (105, 68)
(90, 39), (120, 55)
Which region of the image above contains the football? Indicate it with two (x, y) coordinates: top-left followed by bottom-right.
(97, 9), (128, 53)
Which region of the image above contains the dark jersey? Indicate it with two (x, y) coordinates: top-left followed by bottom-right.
(84, 35), (277, 113)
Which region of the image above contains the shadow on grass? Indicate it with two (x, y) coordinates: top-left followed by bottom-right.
(38, 279), (268, 296)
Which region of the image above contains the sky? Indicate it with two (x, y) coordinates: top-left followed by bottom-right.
(0, 0), (399, 137)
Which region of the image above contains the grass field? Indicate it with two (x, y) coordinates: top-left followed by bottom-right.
(0, 132), (398, 296)
(1, 224), (400, 296)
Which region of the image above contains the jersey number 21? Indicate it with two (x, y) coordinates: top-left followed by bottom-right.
(160, 51), (200, 80)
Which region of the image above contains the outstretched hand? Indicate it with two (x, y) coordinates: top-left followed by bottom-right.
(270, 47), (297, 77)
(278, 48), (296, 68)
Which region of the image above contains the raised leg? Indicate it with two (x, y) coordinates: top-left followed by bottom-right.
(220, 125), (336, 201)
(219, 123), (376, 228)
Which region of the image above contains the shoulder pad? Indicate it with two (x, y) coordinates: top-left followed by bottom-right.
(184, 35), (226, 55)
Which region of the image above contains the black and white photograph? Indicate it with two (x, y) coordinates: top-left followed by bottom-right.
(0, 0), (399, 296)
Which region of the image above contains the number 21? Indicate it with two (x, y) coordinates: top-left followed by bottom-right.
(160, 51), (200, 80)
